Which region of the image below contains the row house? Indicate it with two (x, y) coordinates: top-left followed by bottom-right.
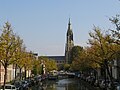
(112, 59), (120, 80)
(96, 59), (120, 81)
(0, 64), (14, 85)
(0, 63), (31, 85)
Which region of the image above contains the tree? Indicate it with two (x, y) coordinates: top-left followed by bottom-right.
(13, 36), (23, 79)
(70, 47), (98, 74)
(32, 60), (42, 75)
(0, 22), (22, 89)
(38, 56), (58, 73)
(64, 64), (70, 71)
(109, 15), (120, 45)
(70, 46), (83, 71)
(70, 46), (83, 62)
(22, 51), (34, 79)
(14, 46), (26, 80)
(88, 27), (119, 89)
(46, 59), (58, 72)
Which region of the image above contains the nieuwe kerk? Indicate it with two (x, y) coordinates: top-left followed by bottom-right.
(47, 19), (74, 68)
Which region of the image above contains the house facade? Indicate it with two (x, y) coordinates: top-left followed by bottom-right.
(0, 64), (14, 85)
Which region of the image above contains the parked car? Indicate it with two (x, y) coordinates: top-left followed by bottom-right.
(0, 84), (17, 90)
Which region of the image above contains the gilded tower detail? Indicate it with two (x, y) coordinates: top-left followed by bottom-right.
(65, 19), (74, 64)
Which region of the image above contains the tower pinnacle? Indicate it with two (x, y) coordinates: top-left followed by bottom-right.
(68, 18), (71, 25)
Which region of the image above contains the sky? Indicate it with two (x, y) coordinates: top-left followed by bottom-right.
(0, 0), (120, 56)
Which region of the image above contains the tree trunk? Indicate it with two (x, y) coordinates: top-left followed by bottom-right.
(3, 65), (7, 90)
(15, 64), (17, 79)
(105, 59), (115, 90)
(25, 69), (26, 80)
(28, 70), (29, 78)
(104, 64), (107, 90)
(19, 68), (22, 80)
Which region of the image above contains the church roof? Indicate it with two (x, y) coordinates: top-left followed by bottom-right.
(47, 56), (65, 61)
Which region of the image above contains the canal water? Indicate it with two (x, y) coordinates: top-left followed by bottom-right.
(31, 78), (96, 90)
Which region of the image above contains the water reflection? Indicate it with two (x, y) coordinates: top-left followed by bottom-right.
(31, 78), (93, 90)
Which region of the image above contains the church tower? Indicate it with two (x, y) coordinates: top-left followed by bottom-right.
(65, 18), (74, 64)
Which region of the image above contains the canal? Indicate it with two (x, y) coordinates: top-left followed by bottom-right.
(30, 78), (98, 90)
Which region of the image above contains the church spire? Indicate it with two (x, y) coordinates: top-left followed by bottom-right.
(68, 18), (72, 31)
(67, 18), (73, 40)
(68, 18), (71, 25)
(65, 18), (74, 64)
